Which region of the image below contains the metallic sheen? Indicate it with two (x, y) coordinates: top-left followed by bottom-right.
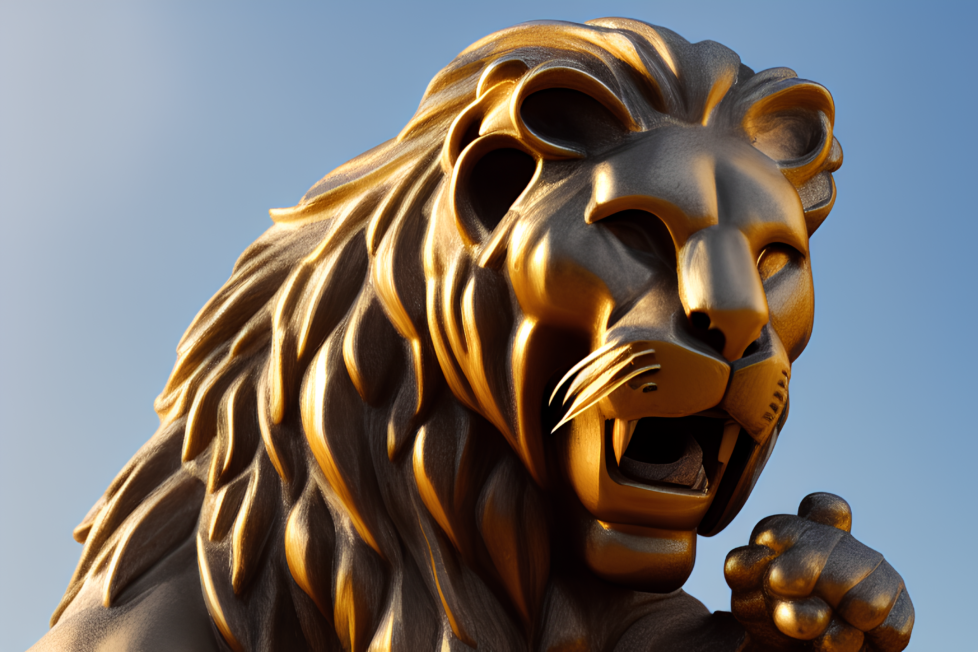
(33, 18), (912, 652)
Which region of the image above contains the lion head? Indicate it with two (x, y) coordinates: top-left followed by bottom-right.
(54, 18), (841, 651)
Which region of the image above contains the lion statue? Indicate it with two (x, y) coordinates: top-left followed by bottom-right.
(34, 18), (913, 652)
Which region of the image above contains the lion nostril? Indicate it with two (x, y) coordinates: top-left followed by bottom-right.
(685, 307), (768, 361)
(690, 312), (711, 330)
(686, 311), (727, 357)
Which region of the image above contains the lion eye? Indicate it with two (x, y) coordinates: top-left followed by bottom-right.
(601, 210), (677, 269)
(757, 243), (800, 282)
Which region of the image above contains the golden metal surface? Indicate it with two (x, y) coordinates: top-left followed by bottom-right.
(35, 18), (912, 652)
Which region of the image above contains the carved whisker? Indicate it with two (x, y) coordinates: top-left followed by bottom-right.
(564, 354), (647, 412)
(548, 340), (619, 406)
(554, 362), (661, 432)
(563, 346), (656, 405)
(551, 342), (657, 408)
(551, 342), (658, 432)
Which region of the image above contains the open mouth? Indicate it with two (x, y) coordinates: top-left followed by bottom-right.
(609, 415), (741, 494)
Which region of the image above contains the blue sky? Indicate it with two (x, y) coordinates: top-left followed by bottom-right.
(2, 1), (975, 649)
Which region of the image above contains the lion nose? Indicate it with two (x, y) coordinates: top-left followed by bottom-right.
(678, 228), (769, 362)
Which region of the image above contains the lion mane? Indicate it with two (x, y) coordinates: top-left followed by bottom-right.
(54, 18), (840, 652)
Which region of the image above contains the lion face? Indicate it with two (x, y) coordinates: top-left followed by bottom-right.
(510, 123), (809, 591)
(426, 32), (840, 593)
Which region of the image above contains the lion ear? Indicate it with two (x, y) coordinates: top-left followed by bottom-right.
(737, 73), (842, 236)
(450, 134), (538, 252)
(796, 137), (842, 236)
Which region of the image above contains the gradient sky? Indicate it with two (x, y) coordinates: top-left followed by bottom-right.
(2, 1), (974, 649)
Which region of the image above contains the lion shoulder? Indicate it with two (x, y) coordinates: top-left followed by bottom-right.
(33, 538), (220, 652)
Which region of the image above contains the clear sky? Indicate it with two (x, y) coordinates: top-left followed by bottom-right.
(1, 1), (974, 649)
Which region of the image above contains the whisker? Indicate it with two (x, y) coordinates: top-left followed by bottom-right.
(626, 364), (661, 390)
(563, 346), (634, 405)
(564, 346), (656, 405)
(562, 363), (659, 424)
(548, 340), (618, 406)
(564, 359), (634, 413)
(552, 355), (660, 433)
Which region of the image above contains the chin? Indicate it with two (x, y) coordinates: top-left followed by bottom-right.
(555, 330), (794, 593)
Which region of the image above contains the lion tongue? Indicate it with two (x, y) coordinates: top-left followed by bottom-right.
(618, 431), (704, 487)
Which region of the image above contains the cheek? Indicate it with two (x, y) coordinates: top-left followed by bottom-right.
(507, 222), (617, 332)
(764, 260), (814, 361)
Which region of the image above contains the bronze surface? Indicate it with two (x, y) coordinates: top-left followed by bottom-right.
(32, 18), (912, 652)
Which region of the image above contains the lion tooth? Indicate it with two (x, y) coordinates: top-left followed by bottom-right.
(690, 466), (708, 492)
(719, 420), (740, 465)
(612, 419), (637, 465)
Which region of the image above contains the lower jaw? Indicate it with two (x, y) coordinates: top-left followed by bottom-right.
(560, 411), (742, 592)
(559, 410), (737, 530)
(579, 517), (696, 593)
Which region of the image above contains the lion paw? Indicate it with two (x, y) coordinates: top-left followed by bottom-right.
(725, 493), (914, 651)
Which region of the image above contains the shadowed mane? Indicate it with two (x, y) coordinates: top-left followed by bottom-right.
(53, 18), (841, 652)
